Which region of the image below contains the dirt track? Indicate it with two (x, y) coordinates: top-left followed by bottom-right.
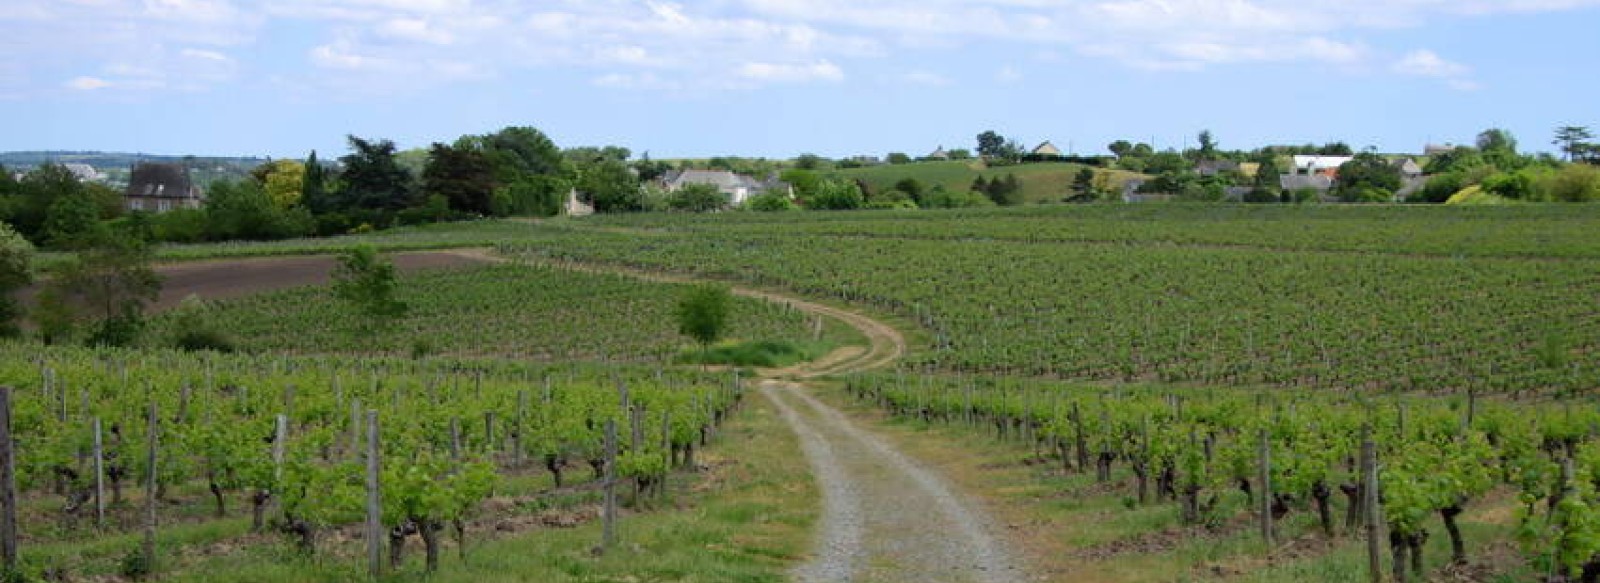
(449, 248), (1026, 582)
(19, 251), (490, 312)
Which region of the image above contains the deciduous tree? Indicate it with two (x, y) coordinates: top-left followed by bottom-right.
(0, 222), (32, 337)
(665, 183), (726, 212)
(50, 232), (162, 347)
(422, 142), (497, 215)
(976, 131), (1005, 158)
(332, 245), (407, 319)
(675, 285), (731, 351)
(1334, 152), (1402, 202)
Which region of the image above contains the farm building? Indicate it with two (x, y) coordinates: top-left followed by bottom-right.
(124, 162), (203, 213)
(1195, 160), (1240, 177)
(62, 163), (103, 182)
(660, 169), (790, 206)
(1291, 155), (1355, 177)
(1031, 141), (1062, 156)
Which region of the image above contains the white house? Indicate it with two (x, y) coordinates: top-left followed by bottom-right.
(62, 163), (103, 182)
(1291, 155), (1355, 176)
(660, 169), (789, 206)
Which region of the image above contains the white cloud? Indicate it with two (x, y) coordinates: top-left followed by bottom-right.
(65, 76), (112, 90)
(1393, 49), (1469, 78)
(737, 60), (844, 83)
(4, 0), (1587, 98)
(1393, 49), (1479, 90)
(180, 48), (232, 63)
(311, 42), (393, 71)
(996, 65), (1022, 83)
(902, 71), (952, 86)
(377, 17), (454, 45)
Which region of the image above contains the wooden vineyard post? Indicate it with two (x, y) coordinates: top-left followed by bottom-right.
(661, 411), (672, 493)
(349, 399), (362, 461)
(366, 410), (382, 579)
(1071, 402), (1089, 473)
(143, 401), (158, 576)
(515, 390), (528, 468)
(93, 417), (105, 526)
(0, 387), (18, 570)
(484, 411), (496, 455)
(601, 419), (619, 554)
(449, 418), (462, 461)
(273, 414), (288, 483)
(1362, 429), (1382, 583)
(1258, 428), (1273, 548)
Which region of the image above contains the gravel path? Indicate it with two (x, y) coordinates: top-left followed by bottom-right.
(449, 248), (1028, 582)
(763, 381), (1028, 583)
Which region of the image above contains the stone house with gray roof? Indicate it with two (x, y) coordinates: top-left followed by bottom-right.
(124, 162), (203, 213)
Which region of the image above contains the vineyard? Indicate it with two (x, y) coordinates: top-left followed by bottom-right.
(8, 203), (1600, 582)
(0, 342), (789, 580)
(155, 263), (859, 362)
(578, 205), (1600, 260)
(499, 212), (1600, 395)
(841, 371), (1600, 581)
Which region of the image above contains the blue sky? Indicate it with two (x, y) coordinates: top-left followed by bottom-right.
(4, 0), (1599, 160)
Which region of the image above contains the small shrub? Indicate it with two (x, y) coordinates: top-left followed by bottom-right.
(410, 337), (436, 360)
(86, 312), (144, 348)
(677, 340), (814, 368)
(174, 328), (236, 353)
(0, 564), (28, 583)
(118, 548), (152, 580)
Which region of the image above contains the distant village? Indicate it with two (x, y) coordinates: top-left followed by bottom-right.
(4, 125), (1597, 227)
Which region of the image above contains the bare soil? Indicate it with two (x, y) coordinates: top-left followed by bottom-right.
(18, 251), (491, 313)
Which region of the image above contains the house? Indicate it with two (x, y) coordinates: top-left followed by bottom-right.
(124, 162), (203, 213)
(660, 169), (790, 206)
(62, 163), (103, 183)
(564, 188), (594, 217)
(928, 146), (951, 161)
(1279, 173), (1334, 194)
(1032, 141), (1062, 156)
(1195, 160), (1240, 177)
(1394, 158), (1426, 201)
(1291, 155), (1354, 177)
(1423, 143), (1457, 157)
(1394, 158), (1423, 180)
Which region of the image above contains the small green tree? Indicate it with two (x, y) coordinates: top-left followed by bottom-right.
(50, 231), (162, 347)
(332, 245), (407, 319)
(1067, 168), (1097, 202)
(665, 183), (727, 212)
(676, 285), (731, 352)
(805, 179), (864, 210)
(746, 191), (796, 211)
(0, 222), (33, 337)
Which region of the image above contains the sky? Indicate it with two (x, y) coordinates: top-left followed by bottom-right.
(4, 0), (1599, 160)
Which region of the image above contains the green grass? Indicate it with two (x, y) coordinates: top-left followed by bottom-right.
(831, 160), (1145, 204)
(676, 339), (837, 368)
